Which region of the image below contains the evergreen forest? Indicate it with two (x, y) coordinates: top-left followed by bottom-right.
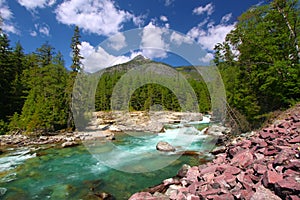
(0, 0), (299, 135)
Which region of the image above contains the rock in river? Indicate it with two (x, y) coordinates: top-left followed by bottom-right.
(61, 141), (78, 148)
(156, 141), (176, 152)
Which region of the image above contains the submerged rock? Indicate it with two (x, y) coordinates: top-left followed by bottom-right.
(156, 141), (175, 152)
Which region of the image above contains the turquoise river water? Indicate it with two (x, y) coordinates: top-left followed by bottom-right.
(0, 120), (215, 199)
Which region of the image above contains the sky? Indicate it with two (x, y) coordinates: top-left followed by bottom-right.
(0, 0), (264, 73)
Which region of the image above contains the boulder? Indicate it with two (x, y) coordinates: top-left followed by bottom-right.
(210, 146), (226, 155)
(231, 150), (254, 168)
(61, 141), (78, 148)
(262, 170), (283, 187)
(177, 164), (191, 178)
(156, 141), (175, 152)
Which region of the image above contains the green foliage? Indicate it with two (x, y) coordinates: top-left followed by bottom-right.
(215, 0), (300, 127)
(0, 120), (8, 135)
(94, 62), (211, 113)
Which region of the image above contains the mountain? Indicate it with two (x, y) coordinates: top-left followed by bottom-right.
(94, 56), (211, 112)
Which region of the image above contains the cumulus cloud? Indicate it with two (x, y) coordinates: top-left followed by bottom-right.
(140, 22), (169, 59)
(193, 3), (214, 16)
(55, 0), (139, 36)
(160, 15), (168, 22)
(221, 13), (232, 24)
(0, 0), (19, 34)
(79, 41), (143, 73)
(200, 53), (214, 63)
(107, 32), (127, 51)
(17, 0), (56, 10)
(170, 31), (193, 45)
(187, 23), (235, 51)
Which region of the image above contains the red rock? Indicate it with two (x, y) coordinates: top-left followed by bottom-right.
(228, 146), (243, 157)
(251, 185), (281, 200)
(289, 195), (300, 200)
(223, 173), (237, 187)
(291, 116), (300, 122)
(186, 166), (200, 182)
(289, 135), (300, 143)
(203, 172), (215, 183)
(274, 177), (300, 196)
(224, 165), (241, 175)
(188, 182), (202, 195)
(231, 182), (243, 193)
(237, 172), (254, 190)
(253, 164), (267, 174)
(251, 138), (268, 147)
(275, 166), (284, 173)
(207, 193), (234, 200)
(273, 150), (295, 166)
(216, 164), (228, 173)
(213, 153), (227, 164)
(199, 166), (216, 175)
(129, 192), (153, 200)
(254, 153), (265, 161)
(199, 188), (220, 197)
(284, 169), (300, 176)
(241, 140), (252, 148)
(231, 150), (254, 168)
(186, 194), (200, 200)
(263, 148), (278, 156)
(240, 189), (254, 200)
(278, 121), (291, 129)
(285, 159), (300, 170)
(250, 174), (261, 183)
(262, 170), (283, 187)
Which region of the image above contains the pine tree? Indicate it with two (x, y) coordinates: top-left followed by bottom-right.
(70, 26), (83, 72)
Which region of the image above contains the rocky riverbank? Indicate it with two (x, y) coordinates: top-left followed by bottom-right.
(129, 104), (300, 200)
(0, 131), (115, 149)
(0, 111), (204, 149)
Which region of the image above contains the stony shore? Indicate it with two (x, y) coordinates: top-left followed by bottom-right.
(0, 111), (204, 150)
(129, 105), (300, 200)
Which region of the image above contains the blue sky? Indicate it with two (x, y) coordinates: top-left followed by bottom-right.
(0, 0), (263, 72)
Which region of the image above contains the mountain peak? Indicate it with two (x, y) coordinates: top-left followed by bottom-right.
(131, 55), (148, 62)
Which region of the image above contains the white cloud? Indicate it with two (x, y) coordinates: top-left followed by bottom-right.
(160, 15), (168, 22)
(132, 15), (145, 27)
(79, 41), (143, 73)
(140, 22), (169, 59)
(0, 0), (19, 34)
(164, 0), (174, 6)
(34, 23), (50, 36)
(187, 23), (235, 51)
(55, 0), (137, 36)
(17, 0), (56, 10)
(107, 32), (127, 51)
(193, 3), (214, 16)
(200, 53), (214, 63)
(30, 30), (37, 37)
(221, 13), (232, 24)
(170, 31), (193, 45)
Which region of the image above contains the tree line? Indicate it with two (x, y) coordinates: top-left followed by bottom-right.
(0, 0), (299, 134)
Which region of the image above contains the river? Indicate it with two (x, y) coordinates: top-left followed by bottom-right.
(0, 117), (215, 199)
